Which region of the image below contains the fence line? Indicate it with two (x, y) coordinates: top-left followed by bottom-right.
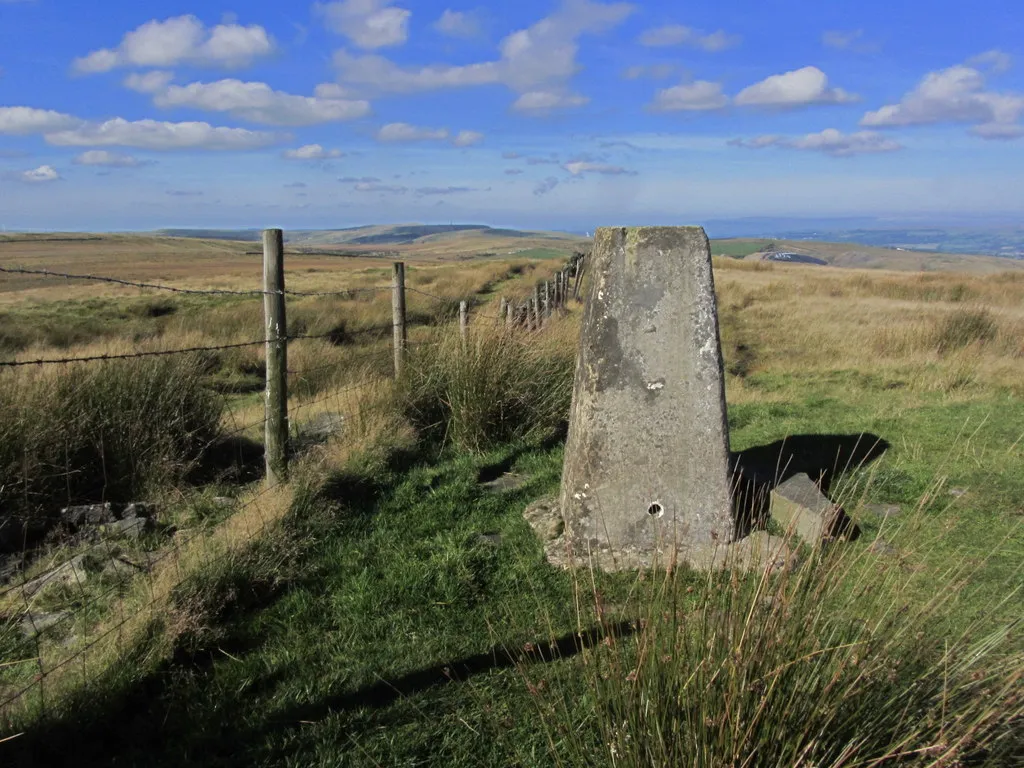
(0, 228), (589, 722)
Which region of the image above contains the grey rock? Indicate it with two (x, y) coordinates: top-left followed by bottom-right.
(770, 473), (857, 543)
(477, 533), (503, 547)
(102, 557), (142, 580)
(212, 496), (235, 508)
(294, 412), (345, 450)
(60, 503), (115, 527)
(868, 537), (899, 556)
(523, 497), (564, 542)
(20, 611), (72, 638)
(559, 227), (733, 571)
(948, 488), (968, 498)
(18, 555), (90, 598)
(481, 473), (528, 492)
(106, 517), (153, 540)
(863, 503), (902, 518)
(122, 502), (157, 519)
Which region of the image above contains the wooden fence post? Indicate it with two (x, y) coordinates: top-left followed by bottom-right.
(459, 300), (468, 350)
(543, 281), (551, 324)
(392, 261), (407, 378)
(555, 272), (563, 310)
(498, 297), (508, 326)
(533, 284), (542, 330)
(263, 228), (289, 486)
(505, 299), (514, 329)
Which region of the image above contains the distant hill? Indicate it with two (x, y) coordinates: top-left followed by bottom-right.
(154, 224), (579, 248)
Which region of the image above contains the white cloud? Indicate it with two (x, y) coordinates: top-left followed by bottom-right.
(966, 49), (1012, 74)
(452, 130), (484, 146)
(353, 180), (408, 193)
(124, 71), (176, 93)
(505, 168), (523, 175)
(434, 9), (481, 38)
(415, 185), (478, 195)
(735, 66), (859, 108)
(146, 78), (370, 126)
(20, 165), (60, 183)
(533, 176), (559, 195)
(622, 64), (675, 80)
(283, 144), (345, 159)
(563, 161), (636, 175)
(45, 118), (280, 150)
(73, 150), (142, 167)
(317, 0), (411, 49)
(332, 0), (633, 114)
(650, 80), (729, 112)
(822, 29), (878, 53)
(638, 24), (739, 52)
(730, 129), (903, 157)
(376, 122), (450, 141)
(73, 15), (274, 73)
(0, 107), (81, 135)
(511, 90), (588, 112)
(860, 62), (1024, 139)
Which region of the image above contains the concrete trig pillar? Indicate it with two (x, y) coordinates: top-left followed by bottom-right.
(558, 226), (733, 570)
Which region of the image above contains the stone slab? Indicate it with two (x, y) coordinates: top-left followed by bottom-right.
(558, 226), (733, 570)
(770, 473), (858, 543)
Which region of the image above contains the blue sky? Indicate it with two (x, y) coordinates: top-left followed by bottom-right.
(1, 0), (1022, 231)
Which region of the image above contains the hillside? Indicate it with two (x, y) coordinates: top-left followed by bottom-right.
(711, 238), (1024, 275)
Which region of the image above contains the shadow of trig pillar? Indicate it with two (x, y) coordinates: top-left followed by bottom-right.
(558, 226), (733, 569)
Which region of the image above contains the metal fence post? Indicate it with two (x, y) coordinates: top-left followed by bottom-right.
(263, 228), (288, 486)
(392, 261), (407, 378)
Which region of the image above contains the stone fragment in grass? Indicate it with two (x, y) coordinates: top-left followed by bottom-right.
(523, 497), (564, 542)
(20, 611), (73, 638)
(480, 473), (528, 492)
(770, 473), (859, 544)
(863, 503), (902, 518)
(868, 537), (898, 556)
(60, 503), (115, 527)
(19, 554), (90, 598)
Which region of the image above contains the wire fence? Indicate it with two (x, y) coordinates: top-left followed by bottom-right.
(0, 229), (589, 726)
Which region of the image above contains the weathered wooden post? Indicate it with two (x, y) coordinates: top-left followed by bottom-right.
(532, 284), (542, 330)
(556, 227), (734, 570)
(262, 228), (289, 486)
(392, 261), (407, 378)
(459, 300), (468, 350)
(505, 298), (515, 329)
(543, 281), (551, 324)
(555, 271), (564, 310)
(498, 297), (508, 326)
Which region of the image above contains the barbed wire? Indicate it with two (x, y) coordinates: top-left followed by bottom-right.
(0, 266), (391, 299)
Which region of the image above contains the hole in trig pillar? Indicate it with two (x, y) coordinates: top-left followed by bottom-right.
(647, 502), (664, 518)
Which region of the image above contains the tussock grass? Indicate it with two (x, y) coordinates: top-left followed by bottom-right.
(400, 323), (575, 452)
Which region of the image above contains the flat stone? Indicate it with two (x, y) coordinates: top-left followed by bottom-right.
(212, 496), (235, 508)
(18, 555), (90, 598)
(476, 533), (503, 547)
(863, 503), (902, 518)
(558, 227), (733, 570)
(122, 502), (157, 519)
(481, 473), (529, 492)
(60, 503), (115, 527)
(770, 473), (858, 543)
(105, 517), (154, 540)
(524, 497), (564, 542)
(948, 488), (968, 498)
(20, 611), (73, 638)
(294, 412), (345, 449)
(102, 557), (142, 580)
(868, 537), (898, 556)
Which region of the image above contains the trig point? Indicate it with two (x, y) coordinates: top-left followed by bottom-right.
(557, 226), (734, 570)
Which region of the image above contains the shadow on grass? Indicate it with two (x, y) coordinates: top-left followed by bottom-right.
(731, 432), (890, 536)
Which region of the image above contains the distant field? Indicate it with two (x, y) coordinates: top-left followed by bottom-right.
(710, 239), (773, 257)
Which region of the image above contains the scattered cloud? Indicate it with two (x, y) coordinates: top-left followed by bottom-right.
(316, 0), (410, 49)
(502, 151), (521, 159)
(638, 24), (739, 52)
(73, 15), (274, 74)
(504, 168), (523, 175)
(860, 60), (1024, 139)
(353, 181), (408, 193)
(563, 161), (636, 175)
(72, 150), (143, 167)
(525, 156), (560, 165)
(729, 128), (903, 157)
(19, 165), (59, 183)
(284, 182), (308, 188)
(734, 66), (859, 108)
(650, 80), (728, 112)
(0, 107), (81, 135)
(139, 78), (370, 126)
(283, 144), (345, 159)
(339, 175), (381, 182)
(452, 130), (484, 147)
(822, 29), (879, 54)
(376, 122), (449, 141)
(622, 63), (676, 80)
(434, 9), (481, 38)
(533, 176), (559, 195)
(123, 71), (176, 94)
(967, 49), (1013, 74)
(44, 118), (280, 150)
(511, 90), (589, 113)
(333, 0), (633, 114)
(166, 189), (203, 196)
(414, 185), (479, 195)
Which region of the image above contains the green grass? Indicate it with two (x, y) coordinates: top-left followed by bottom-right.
(710, 239), (773, 258)
(4, 371), (1021, 765)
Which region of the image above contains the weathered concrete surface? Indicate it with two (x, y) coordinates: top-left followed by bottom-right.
(558, 226), (733, 570)
(526, 496), (793, 573)
(770, 473), (859, 543)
